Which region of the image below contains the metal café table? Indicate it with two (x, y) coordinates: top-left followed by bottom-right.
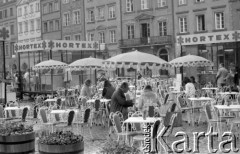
(188, 97), (214, 126)
(214, 105), (240, 140)
(124, 117), (162, 152)
(4, 106), (30, 118)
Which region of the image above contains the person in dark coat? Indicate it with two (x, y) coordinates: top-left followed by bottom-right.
(102, 80), (115, 99)
(110, 82), (134, 120)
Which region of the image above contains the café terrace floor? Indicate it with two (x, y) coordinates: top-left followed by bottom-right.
(20, 101), (240, 154)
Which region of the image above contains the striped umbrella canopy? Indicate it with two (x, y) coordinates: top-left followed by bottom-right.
(169, 54), (214, 67)
(68, 57), (104, 71)
(103, 50), (170, 70)
(32, 59), (68, 70)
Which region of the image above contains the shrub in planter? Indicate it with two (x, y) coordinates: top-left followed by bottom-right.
(99, 138), (140, 154)
(38, 131), (84, 154)
(0, 123), (35, 154)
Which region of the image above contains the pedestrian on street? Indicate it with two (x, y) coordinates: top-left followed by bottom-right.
(216, 63), (228, 87)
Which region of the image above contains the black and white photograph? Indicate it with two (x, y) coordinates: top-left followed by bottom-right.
(0, 0), (240, 153)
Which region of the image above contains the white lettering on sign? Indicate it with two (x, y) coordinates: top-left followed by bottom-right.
(14, 40), (100, 53)
(176, 30), (240, 46)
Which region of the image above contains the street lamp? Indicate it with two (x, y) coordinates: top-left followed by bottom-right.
(0, 27), (10, 104)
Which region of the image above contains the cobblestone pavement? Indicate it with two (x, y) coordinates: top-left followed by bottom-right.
(20, 102), (240, 154)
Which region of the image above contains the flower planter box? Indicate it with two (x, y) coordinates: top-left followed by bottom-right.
(0, 132), (35, 154)
(38, 141), (84, 154)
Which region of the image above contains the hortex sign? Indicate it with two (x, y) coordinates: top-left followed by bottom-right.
(176, 30), (240, 46)
(14, 40), (100, 53)
(0, 26), (10, 41)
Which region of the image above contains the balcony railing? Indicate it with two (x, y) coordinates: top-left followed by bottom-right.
(119, 35), (172, 48)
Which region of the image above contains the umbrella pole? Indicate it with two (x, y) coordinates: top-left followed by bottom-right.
(51, 69), (53, 96)
(90, 68), (91, 82)
(135, 69), (137, 98)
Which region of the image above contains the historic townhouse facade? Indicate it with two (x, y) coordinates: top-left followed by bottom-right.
(61, 0), (86, 85)
(41, 0), (62, 61)
(174, 0), (240, 84)
(61, 0), (85, 62)
(17, 0), (41, 73)
(85, 0), (122, 58)
(120, 0), (174, 77)
(0, 0), (18, 77)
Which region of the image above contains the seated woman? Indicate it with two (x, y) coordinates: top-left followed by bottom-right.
(183, 77), (196, 98)
(138, 85), (161, 117)
(80, 79), (94, 98)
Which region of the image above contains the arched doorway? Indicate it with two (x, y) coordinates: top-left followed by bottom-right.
(159, 48), (168, 75)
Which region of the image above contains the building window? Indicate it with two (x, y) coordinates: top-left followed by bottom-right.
(196, 14), (205, 31)
(179, 0), (186, 5)
(49, 3), (53, 13)
(0, 11), (2, 19)
(97, 7), (104, 20)
(158, 0), (166, 7)
(159, 21), (167, 36)
(62, 0), (69, 4)
(43, 22), (48, 32)
(108, 5), (116, 19)
(88, 33), (94, 41)
(49, 21), (54, 31)
(10, 8), (13, 16)
(18, 22), (22, 33)
(179, 17), (187, 33)
(99, 32), (105, 43)
(63, 12), (70, 26)
(30, 20), (34, 31)
(10, 25), (14, 35)
(55, 20), (60, 30)
(75, 34), (81, 40)
(36, 18), (40, 30)
(36, 3), (40, 12)
(88, 10), (94, 22)
(54, 1), (59, 11)
(30, 4), (34, 14)
(127, 25), (134, 39)
(24, 6), (27, 15)
(4, 9), (7, 18)
(64, 36), (71, 40)
(24, 21), (28, 32)
(17, 8), (21, 17)
(141, 0), (149, 10)
(110, 30), (116, 43)
(126, 0), (133, 12)
(215, 12), (224, 30)
(43, 4), (48, 14)
(73, 10), (80, 24)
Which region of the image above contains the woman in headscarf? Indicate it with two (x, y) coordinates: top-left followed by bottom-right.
(102, 80), (115, 99)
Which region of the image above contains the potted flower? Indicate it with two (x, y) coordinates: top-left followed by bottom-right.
(38, 131), (84, 154)
(99, 138), (140, 154)
(0, 123), (35, 153)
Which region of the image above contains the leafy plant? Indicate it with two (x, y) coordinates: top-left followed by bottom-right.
(38, 131), (83, 145)
(0, 123), (33, 136)
(99, 138), (140, 154)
